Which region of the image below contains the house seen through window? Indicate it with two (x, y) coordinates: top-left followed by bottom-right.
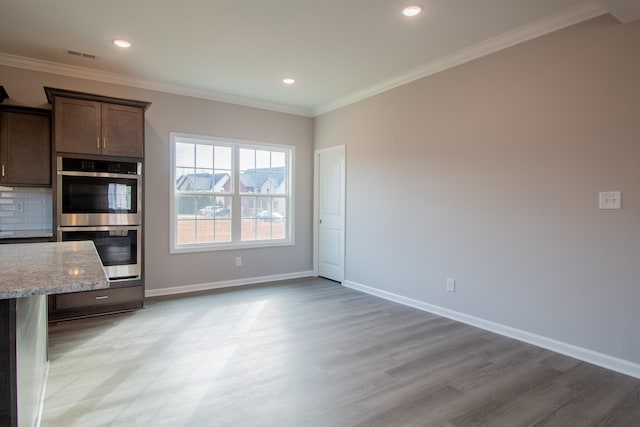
(170, 133), (293, 252)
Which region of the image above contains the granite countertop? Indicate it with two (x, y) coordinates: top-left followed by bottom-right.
(0, 241), (109, 299)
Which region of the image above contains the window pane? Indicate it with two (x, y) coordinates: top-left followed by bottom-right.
(193, 169), (214, 192)
(273, 200), (287, 239)
(241, 218), (256, 241)
(256, 150), (270, 169)
(257, 197), (270, 216)
(272, 197), (286, 218)
(270, 173), (285, 194)
(272, 151), (285, 168)
(213, 170), (232, 193)
(215, 220), (231, 242)
(256, 218), (272, 240)
(176, 194), (198, 244)
(241, 196), (257, 241)
(198, 196), (230, 218)
(214, 146), (232, 169)
(195, 219), (214, 243)
(272, 219), (286, 240)
(240, 148), (255, 171)
(196, 144), (213, 168)
(175, 167), (195, 191)
(176, 143), (195, 167)
(176, 194), (198, 217)
(241, 196), (257, 218)
(240, 171), (256, 194)
(177, 218), (196, 244)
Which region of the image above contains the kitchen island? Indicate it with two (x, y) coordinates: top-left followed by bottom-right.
(0, 241), (109, 427)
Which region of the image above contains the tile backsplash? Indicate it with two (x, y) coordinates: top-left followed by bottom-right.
(0, 186), (52, 232)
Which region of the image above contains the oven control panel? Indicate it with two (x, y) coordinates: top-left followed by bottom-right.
(61, 158), (140, 175)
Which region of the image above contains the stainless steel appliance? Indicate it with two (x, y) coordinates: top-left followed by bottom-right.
(58, 226), (141, 281)
(57, 157), (143, 281)
(57, 157), (142, 226)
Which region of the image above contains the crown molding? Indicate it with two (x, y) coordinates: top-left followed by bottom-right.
(0, 1), (607, 118)
(313, 1), (608, 116)
(0, 53), (314, 117)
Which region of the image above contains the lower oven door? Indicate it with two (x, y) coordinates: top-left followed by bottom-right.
(58, 225), (141, 281)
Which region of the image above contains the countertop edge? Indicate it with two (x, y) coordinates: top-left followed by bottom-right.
(0, 282), (110, 299)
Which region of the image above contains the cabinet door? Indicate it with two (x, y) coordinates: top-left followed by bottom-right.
(101, 103), (144, 158)
(53, 97), (101, 155)
(0, 112), (51, 186)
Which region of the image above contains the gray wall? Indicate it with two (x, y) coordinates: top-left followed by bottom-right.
(0, 66), (314, 292)
(315, 15), (640, 364)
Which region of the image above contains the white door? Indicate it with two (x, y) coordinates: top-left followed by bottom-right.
(315, 146), (345, 282)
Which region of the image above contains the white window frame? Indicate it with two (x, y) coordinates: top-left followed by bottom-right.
(170, 132), (294, 253)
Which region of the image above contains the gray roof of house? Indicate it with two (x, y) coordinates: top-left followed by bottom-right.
(176, 172), (229, 191)
(239, 167), (285, 190)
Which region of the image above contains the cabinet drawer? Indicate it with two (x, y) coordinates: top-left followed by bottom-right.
(55, 286), (143, 310)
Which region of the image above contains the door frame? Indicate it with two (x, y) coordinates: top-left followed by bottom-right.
(313, 144), (346, 281)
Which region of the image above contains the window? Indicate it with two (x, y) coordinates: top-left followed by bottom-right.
(170, 133), (293, 253)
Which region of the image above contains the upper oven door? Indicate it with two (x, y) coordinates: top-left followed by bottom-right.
(57, 171), (142, 226)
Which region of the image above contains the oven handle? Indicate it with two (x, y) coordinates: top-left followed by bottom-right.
(57, 170), (141, 179)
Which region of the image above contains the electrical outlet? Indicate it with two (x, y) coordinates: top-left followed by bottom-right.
(235, 257), (242, 267)
(599, 191), (621, 210)
(446, 278), (455, 292)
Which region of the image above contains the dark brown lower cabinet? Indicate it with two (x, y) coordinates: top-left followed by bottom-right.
(48, 283), (143, 321)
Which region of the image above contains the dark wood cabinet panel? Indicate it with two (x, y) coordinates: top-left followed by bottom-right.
(53, 97), (143, 157)
(53, 286), (143, 310)
(45, 87), (150, 159)
(101, 103), (144, 157)
(49, 284), (144, 321)
(0, 107), (51, 186)
(53, 97), (101, 155)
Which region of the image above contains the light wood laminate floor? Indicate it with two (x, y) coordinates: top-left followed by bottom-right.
(43, 278), (640, 426)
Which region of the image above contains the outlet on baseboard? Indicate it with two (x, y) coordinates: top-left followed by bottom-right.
(446, 278), (455, 292)
(235, 256), (242, 267)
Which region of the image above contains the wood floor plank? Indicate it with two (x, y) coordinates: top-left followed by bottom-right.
(42, 278), (640, 426)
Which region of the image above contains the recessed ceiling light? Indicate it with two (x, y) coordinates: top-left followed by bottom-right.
(402, 5), (423, 17)
(113, 39), (131, 48)
(282, 78), (296, 85)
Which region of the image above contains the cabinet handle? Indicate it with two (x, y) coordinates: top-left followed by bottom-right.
(97, 137), (100, 149)
(103, 137), (106, 149)
(95, 295), (109, 300)
(1, 165), (4, 177)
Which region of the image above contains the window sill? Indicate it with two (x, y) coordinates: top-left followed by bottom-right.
(170, 239), (295, 254)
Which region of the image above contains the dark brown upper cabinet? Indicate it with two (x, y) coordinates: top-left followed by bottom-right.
(0, 105), (51, 186)
(44, 87), (151, 159)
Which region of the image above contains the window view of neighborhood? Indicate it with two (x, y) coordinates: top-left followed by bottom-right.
(172, 136), (291, 250)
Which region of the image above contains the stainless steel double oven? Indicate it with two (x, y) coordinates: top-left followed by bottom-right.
(57, 157), (142, 281)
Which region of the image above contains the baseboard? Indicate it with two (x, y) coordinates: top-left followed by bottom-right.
(145, 270), (315, 298)
(343, 280), (640, 379)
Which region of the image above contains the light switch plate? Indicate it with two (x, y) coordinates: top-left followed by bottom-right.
(599, 191), (621, 210)
(446, 278), (455, 292)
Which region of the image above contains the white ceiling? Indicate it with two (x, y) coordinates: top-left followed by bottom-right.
(0, 0), (620, 116)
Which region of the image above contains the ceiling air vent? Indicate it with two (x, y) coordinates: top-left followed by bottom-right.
(64, 49), (96, 59)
